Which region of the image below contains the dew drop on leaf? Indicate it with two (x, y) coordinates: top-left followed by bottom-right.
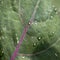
(2, 51), (3, 53)
(33, 43), (37, 47)
(56, 11), (58, 14)
(52, 32), (54, 34)
(55, 53), (58, 57)
(50, 16), (53, 19)
(34, 21), (37, 25)
(22, 56), (25, 59)
(16, 37), (18, 40)
(55, 8), (57, 11)
(17, 40), (19, 43)
(28, 22), (31, 25)
(37, 37), (41, 41)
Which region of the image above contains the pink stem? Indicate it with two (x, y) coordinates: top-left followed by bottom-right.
(10, 0), (40, 60)
(10, 25), (29, 60)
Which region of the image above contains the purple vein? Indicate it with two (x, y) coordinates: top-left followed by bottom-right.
(10, 0), (40, 60)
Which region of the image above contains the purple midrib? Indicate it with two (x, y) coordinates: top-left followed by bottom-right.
(10, 25), (29, 60)
(10, 0), (40, 60)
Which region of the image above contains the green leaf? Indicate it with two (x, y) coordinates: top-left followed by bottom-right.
(0, 0), (60, 60)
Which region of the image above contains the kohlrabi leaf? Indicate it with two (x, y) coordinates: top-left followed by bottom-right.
(0, 0), (60, 60)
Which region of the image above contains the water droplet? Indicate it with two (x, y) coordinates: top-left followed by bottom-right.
(28, 22), (31, 25)
(22, 56), (25, 58)
(55, 8), (57, 11)
(50, 16), (53, 19)
(35, 21), (37, 25)
(35, 23), (37, 25)
(38, 37), (41, 39)
(55, 53), (58, 56)
(33, 43), (37, 47)
(2, 51), (3, 53)
(17, 40), (19, 43)
(52, 32), (54, 34)
(37, 37), (41, 41)
(16, 37), (18, 40)
(56, 11), (58, 14)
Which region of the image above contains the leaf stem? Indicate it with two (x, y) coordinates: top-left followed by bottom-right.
(10, 0), (40, 60)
